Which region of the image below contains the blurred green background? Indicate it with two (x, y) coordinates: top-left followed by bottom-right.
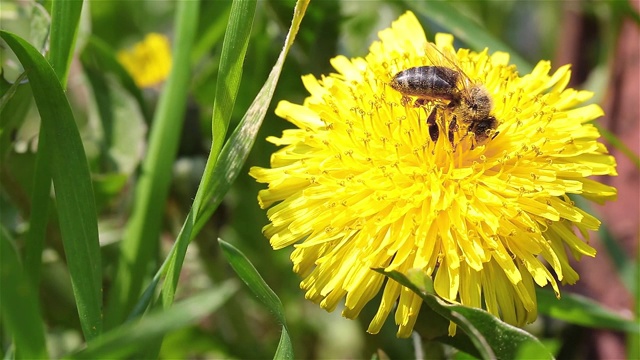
(1, 0), (638, 359)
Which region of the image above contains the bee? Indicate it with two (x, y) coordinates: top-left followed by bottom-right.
(389, 44), (499, 148)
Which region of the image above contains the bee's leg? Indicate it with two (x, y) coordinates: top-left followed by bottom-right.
(427, 107), (439, 142)
(414, 98), (428, 108)
(448, 116), (458, 145)
(491, 131), (500, 140)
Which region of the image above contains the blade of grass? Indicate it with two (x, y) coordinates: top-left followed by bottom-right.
(48, 0), (84, 88)
(0, 225), (48, 359)
(158, 0), (309, 312)
(24, 132), (51, 287)
(122, 4), (308, 350)
(572, 196), (637, 294)
(23, 0), (83, 295)
(404, 0), (532, 73)
(1, 31), (102, 341)
(595, 123), (640, 169)
(536, 288), (639, 333)
(219, 239), (293, 359)
(1, 77), (50, 290)
(191, 3), (231, 65)
(104, 0), (200, 330)
(68, 281), (238, 360)
(0, 74), (31, 159)
(209, 0), (257, 163)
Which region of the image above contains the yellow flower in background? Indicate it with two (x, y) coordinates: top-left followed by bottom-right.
(117, 33), (172, 88)
(250, 11), (617, 337)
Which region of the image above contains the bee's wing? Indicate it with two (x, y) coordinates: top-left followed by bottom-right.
(424, 42), (472, 93)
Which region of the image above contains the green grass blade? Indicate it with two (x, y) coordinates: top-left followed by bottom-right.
(0, 74), (31, 163)
(48, 0), (84, 87)
(67, 281), (238, 360)
(209, 0), (257, 162)
(21, 0), (83, 304)
(193, 0), (310, 234)
(572, 196), (637, 294)
(596, 123), (640, 169)
(0, 226), (48, 359)
(0, 72), (28, 113)
(536, 288), (639, 333)
(191, 4), (231, 64)
(0, 76), (49, 289)
(104, 0), (200, 330)
(404, 0), (532, 73)
(219, 239), (293, 359)
(1, 30), (103, 341)
(159, 0), (309, 311)
(24, 132), (51, 287)
(376, 268), (553, 360)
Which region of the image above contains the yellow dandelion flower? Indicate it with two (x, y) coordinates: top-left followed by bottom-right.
(117, 33), (172, 88)
(249, 11), (617, 338)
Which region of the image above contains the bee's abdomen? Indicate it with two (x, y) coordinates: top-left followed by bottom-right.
(390, 66), (459, 100)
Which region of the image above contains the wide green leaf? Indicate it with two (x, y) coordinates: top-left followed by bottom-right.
(0, 226), (48, 359)
(537, 288), (639, 333)
(219, 239), (293, 360)
(67, 281), (238, 360)
(376, 268), (553, 360)
(1, 30), (103, 341)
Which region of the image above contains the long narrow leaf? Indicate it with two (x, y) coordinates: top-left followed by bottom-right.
(104, 0), (200, 330)
(68, 281), (238, 360)
(48, 0), (84, 87)
(24, 132), (51, 287)
(209, 0), (257, 163)
(194, 0), (310, 235)
(159, 0), (309, 312)
(0, 226), (48, 359)
(219, 239), (293, 360)
(536, 288), (639, 333)
(1, 30), (103, 341)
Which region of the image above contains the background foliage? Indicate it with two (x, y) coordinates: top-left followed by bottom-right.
(1, 0), (638, 359)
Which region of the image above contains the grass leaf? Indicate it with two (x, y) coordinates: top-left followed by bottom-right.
(68, 281), (238, 360)
(48, 0), (84, 87)
(536, 288), (639, 333)
(209, 0), (257, 162)
(0, 226), (48, 359)
(158, 0), (309, 312)
(219, 239), (294, 360)
(1, 30), (103, 341)
(104, 0), (200, 329)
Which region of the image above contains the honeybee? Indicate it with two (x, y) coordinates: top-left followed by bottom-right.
(389, 44), (499, 148)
